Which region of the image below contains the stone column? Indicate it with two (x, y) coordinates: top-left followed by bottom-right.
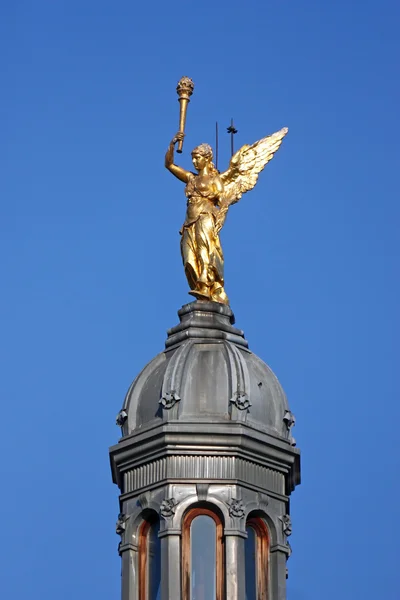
(120, 545), (138, 600)
(160, 530), (181, 600)
(225, 533), (246, 600)
(270, 545), (289, 600)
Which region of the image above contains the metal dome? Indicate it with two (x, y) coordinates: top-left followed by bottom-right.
(117, 301), (296, 445)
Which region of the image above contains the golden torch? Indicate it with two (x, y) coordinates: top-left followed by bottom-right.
(176, 76), (194, 153)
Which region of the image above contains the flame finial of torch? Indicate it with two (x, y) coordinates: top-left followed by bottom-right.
(176, 76), (194, 153)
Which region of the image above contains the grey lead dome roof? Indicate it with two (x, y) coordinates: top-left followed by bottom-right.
(118, 301), (296, 444)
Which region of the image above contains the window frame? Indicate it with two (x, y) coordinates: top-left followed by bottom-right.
(246, 517), (270, 600)
(182, 507), (224, 600)
(138, 515), (161, 600)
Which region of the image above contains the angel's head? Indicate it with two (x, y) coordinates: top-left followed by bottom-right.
(191, 143), (214, 172)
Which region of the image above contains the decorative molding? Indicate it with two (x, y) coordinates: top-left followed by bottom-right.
(116, 409), (128, 427)
(283, 410), (295, 429)
(230, 391), (251, 411)
(123, 456), (285, 495)
(116, 513), (126, 535)
(138, 492), (150, 510)
(196, 483), (209, 501)
(227, 498), (245, 518)
(118, 542), (139, 554)
(279, 514), (293, 561)
(256, 492), (269, 508)
(160, 498), (177, 518)
(280, 514), (292, 537)
(159, 391), (181, 410)
(283, 410), (296, 446)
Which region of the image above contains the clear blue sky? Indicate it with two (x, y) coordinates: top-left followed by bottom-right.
(1, 1), (399, 599)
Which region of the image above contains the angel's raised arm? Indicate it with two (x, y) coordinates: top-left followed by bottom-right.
(165, 133), (192, 183)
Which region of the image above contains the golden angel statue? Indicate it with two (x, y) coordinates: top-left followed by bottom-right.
(165, 127), (288, 305)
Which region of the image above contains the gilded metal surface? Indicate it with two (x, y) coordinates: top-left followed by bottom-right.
(176, 76), (194, 154)
(165, 80), (288, 304)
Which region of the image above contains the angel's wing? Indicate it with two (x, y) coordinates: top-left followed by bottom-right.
(215, 127), (288, 232)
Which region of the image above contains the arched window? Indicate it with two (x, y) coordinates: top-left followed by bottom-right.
(245, 517), (269, 600)
(182, 507), (224, 600)
(139, 515), (161, 600)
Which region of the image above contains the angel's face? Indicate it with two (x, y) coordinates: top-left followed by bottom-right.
(191, 153), (207, 172)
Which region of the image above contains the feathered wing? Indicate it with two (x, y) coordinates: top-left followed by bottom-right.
(215, 127), (288, 232)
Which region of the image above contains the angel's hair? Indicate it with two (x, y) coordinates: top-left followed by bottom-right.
(192, 143), (219, 175)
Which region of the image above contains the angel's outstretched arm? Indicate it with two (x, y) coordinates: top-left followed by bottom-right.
(165, 133), (192, 183)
